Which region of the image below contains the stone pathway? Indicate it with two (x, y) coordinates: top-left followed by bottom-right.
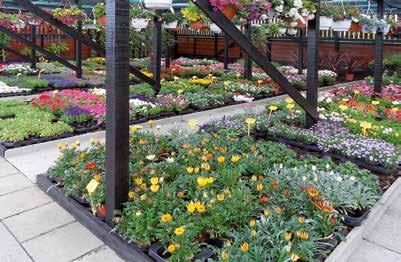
(0, 157), (123, 262)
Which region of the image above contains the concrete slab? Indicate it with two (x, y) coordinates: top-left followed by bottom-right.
(0, 160), (19, 178)
(0, 173), (32, 196)
(0, 186), (52, 219)
(3, 202), (75, 242)
(347, 240), (401, 262)
(73, 246), (124, 262)
(0, 222), (32, 262)
(23, 222), (103, 262)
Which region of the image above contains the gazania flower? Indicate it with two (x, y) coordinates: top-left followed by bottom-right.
(274, 207), (282, 214)
(316, 201), (334, 213)
(263, 209), (270, 217)
(296, 230), (309, 240)
(93, 173), (101, 182)
(240, 242), (249, 253)
(231, 155), (241, 163)
(217, 194), (225, 201)
(150, 184), (160, 192)
(134, 177), (143, 185)
(161, 213), (172, 223)
(290, 253), (300, 261)
(85, 162), (96, 170)
(187, 167), (194, 174)
(197, 177), (208, 187)
(221, 251), (229, 261)
(174, 226), (185, 236)
(168, 243), (177, 253)
(150, 177), (159, 185)
(259, 195), (269, 204)
(284, 232), (292, 241)
(187, 201), (196, 214)
(217, 156), (225, 163)
(249, 219), (256, 227)
(307, 186), (319, 197)
(251, 230), (257, 236)
(196, 202), (206, 213)
(272, 180), (278, 189)
(128, 191), (135, 199)
(256, 183), (264, 191)
(298, 216), (305, 224)
(201, 162), (211, 171)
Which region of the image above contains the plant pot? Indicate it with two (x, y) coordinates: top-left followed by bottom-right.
(279, 28), (287, 35)
(221, 4), (237, 20)
(287, 28), (297, 35)
(320, 16), (333, 30)
(144, 0), (172, 10)
(200, 26), (210, 32)
(349, 21), (362, 32)
(296, 16), (308, 28)
(332, 19), (351, 32)
(190, 21), (203, 30)
(97, 204), (107, 218)
(345, 73), (354, 81)
(343, 208), (370, 227)
(210, 23), (222, 33)
(164, 20), (178, 29)
(131, 18), (148, 29)
(98, 15), (106, 27)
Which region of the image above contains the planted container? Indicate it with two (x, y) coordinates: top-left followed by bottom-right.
(210, 23), (222, 33)
(332, 19), (351, 31)
(164, 20), (178, 29)
(221, 4), (237, 20)
(131, 18), (149, 29)
(144, 0), (172, 10)
(320, 16), (333, 30)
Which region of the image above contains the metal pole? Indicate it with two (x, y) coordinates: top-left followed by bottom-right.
(75, 0), (82, 78)
(105, 0), (130, 226)
(152, 14), (162, 94)
(305, 3), (320, 127)
(31, 25), (37, 69)
(244, 22), (252, 80)
(223, 34), (229, 69)
(165, 30), (171, 69)
(374, 0), (384, 94)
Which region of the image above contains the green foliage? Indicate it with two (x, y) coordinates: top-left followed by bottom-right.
(46, 42), (69, 55)
(0, 76), (48, 91)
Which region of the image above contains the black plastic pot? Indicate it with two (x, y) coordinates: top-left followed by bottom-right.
(148, 242), (170, 262)
(343, 208), (370, 227)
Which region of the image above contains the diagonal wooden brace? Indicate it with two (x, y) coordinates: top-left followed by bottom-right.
(193, 0), (319, 120)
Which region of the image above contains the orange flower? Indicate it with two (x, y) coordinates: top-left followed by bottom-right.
(85, 162), (96, 170)
(272, 180), (278, 189)
(274, 207), (282, 214)
(259, 195), (269, 204)
(296, 230), (309, 240)
(307, 186), (319, 197)
(316, 201), (334, 213)
(93, 173), (101, 181)
(284, 232), (292, 241)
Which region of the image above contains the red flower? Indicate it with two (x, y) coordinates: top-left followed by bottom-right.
(85, 162), (97, 170)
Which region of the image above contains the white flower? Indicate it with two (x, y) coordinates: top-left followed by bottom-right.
(166, 157), (174, 163)
(336, 177), (343, 182)
(311, 165), (317, 171)
(146, 155), (156, 161)
(293, 0), (303, 8)
(350, 176), (355, 181)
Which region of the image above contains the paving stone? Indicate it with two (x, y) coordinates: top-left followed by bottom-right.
(0, 222), (32, 262)
(73, 246), (124, 262)
(23, 222), (103, 262)
(0, 173), (32, 196)
(0, 186), (52, 219)
(347, 240), (401, 262)
(3, 202), (75, 242)
(0, 161), (19, 178)
(364, 213), (401, 254)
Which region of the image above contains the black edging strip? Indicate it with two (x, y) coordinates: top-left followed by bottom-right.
(36, 174), (153, 262)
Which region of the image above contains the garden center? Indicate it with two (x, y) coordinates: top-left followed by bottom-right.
(0, 0), (400, 261)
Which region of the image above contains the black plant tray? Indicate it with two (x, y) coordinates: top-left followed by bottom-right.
(36, 174), (153, 262)
(342, 208), (370, 227)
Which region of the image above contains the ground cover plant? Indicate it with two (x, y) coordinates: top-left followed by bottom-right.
(49, 127), (380, 261)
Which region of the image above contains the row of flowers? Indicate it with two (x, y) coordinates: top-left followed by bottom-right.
(50, 127), (380, 261)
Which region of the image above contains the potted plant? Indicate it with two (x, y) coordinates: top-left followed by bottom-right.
(330, 5), (352, 32)
(162, 12), (181, 30)
(130, 5), (152, 30)
(0, 12), (25, 30)
(210, 23), (222, 33)
(320, 4), (334, 30)
(144, 0), (172, 10)
(181, 3), (207, 30)
(209, 0), (243, 20)
(341, 53), (364, 81)
(52, 6), (86, 26)
(93, 3), (106, 27)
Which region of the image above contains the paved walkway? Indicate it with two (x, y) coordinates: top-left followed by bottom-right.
(0, 158), (123, 262)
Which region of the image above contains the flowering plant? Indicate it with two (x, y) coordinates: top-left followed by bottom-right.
(52, 6), (86, 26)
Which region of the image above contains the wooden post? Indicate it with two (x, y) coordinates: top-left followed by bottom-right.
(31, 25), (37, 69)
(305, 2), (320, 127)
(75, 0), (83, 78)
(105, 0), (130, 227)
(165, 30), (171, 69)
(214, 33), (218, 60)
(152, 14), (162, 94)
(244, 22), (252, 80)
(374, 0), (384, 94)
(223, 34), (229, 69)
(298, 28), (304, 74)
(266, 37), (272, 61)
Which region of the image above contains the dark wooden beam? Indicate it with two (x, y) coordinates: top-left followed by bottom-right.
(244, 22), (252, 80)
(193, 0), (318, 120)
(105, 0), (130, 226)
(152, 15), (162, 93)
(75, 0), (83, 78)
(223, 34), (229, 69)
(0, 25), (78, 72)
(0, 43), (32, 62)
(374, 0), (384, 94)
(305, 3), (320, 127)
(298, 28), (305, 74)
(31, 25), (37, 69)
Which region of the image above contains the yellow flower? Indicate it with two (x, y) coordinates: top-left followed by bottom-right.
(130, 125), (142, 133)
(226, 240), (232, 246)
(268, 105), (278, 111)
(150, 184), (160, 192)
(290, 253), (300, 261)
(187, 167), (194, 174)
(256, 183), (264, 191)
(240, 242), (249, 253)
(339, 104), (348, 111)
(206, 177), (214, 184)
(274, 207), (282, 214)
(167, 244), (176, 253)
(161, 213), (172, 223)
(196, 202), (206, 213)
(298, 216), (305, 224)
(128, 191), (135, 199)
(249, 219), (256, 227)
(221, 251), (229, 261)
(134, 177), (143, 185)
(217, 156), (225, 163)
(245, 118), (256, 125)
(251, 175), (258, 181)
(371, 100), (380, 105)
(197, 177), (208, 187)
(187, 201), (196, 214)
(285, 98), (294, 104)
(217, 194), (225, 201)
(284, 232), (292, 241)
(150, 177), (159, 185)
(201, 162), (211, 171)
(231, 155), (241, 163)
(263, 209), (270, 217)
(360, 121), (372, 129)
(147, 120), (155, 127)
(194, 167), (200, 173)
(286, 103), (295, 110)
(251, 230), (257, 236)
(296, 230), (309, 240)
(188, 119), (198, 129)
(175, 226), (185, 236)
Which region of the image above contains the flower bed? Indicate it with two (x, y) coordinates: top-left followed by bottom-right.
(46, 128), (380, 261)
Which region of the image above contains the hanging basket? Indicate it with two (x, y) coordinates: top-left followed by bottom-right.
(210, 23), (222, 33)
(349, 22), (362, 32)
(296, 16), (308, 28)
(320, 16), (333, 30)
(98, 15), (106, 27)
(221, 4), (237, 20)
(287, 28), (298, 35)
(144, 0), (172, 10)
(190, 21), (204, 30)
(131, 18), (149, 29)
(332, 19), (352, 32)
(164, 20), (178, 29)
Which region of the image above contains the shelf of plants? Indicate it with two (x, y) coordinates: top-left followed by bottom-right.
(0, 57), (340, 155)
(35, 82), (399, 261)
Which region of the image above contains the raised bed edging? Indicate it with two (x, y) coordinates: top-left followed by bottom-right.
(36, 174), (153, 262)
